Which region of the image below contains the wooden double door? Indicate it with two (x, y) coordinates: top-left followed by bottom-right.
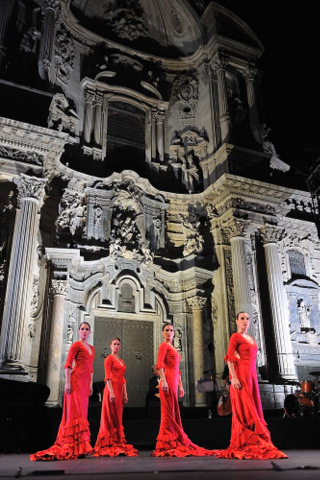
(93, 317), (154, 407)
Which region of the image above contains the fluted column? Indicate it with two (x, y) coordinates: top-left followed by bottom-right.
(211, 54), (231, 142)
(38, 0), (60, 80)
(226, 218), (252, 319)
(243, 66), (261, 143)
(259, 225), (296, 379)
(93, 91), (103, 146)
(156, 110), (165, 163)
(187, 296), (207, 406)
(84, 88), (95, 144)
(0, 174), (46, 372)
(46, 280), (69, 406)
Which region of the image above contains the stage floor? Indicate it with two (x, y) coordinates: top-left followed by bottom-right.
(0, 450), (319, 480)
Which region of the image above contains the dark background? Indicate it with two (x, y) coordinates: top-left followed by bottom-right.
(216, 0), (320, 172)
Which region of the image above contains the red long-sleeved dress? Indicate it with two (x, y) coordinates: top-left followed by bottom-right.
(214, 333), (288, 459)
(30, 341), (95, 461)
(152, 342), (215, 457)
(93, 355), (138, 456)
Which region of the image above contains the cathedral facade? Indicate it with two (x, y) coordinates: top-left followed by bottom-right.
(0, 0), (319, 410)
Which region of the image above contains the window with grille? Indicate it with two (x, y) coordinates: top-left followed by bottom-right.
(107, 101), (145, 172)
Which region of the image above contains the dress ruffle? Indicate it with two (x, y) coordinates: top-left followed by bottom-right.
(152, 422), (215, 457)
(30, 417), (93, 461)
(93, 438), (138, 457)
(213, 442), (288, 460)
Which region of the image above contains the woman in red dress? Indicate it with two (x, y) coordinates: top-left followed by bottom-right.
(30, 322), (95, 461)
(93, 338), (138, 457)
(152, 323), (215, 457)
(214, 312), (288, 459)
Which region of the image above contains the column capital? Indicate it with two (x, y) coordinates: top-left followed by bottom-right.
(259, 224), (285, 245)
(51, 279), (69, 296)
(225, 217), (250, 239)
(243, 65), (258, 82)
(17, 174), (46, 205)
(84, 88), (96, 103)
(94, 91), (104, 106)
(211, 52), (228, 72)
(187, 296), (206, 311)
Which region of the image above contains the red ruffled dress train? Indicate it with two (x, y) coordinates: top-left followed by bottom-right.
(93, 355), (138, 457)
(30, 341), (95, 461)
(214, 333), (288, 459)
(152, 342), (215, 457)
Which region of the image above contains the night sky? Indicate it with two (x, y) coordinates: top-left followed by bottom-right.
(216, 1), (320, 171)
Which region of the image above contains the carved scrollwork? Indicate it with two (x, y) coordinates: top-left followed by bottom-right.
(259, 225), (285, 245)
(51, 279), (69, 296)
(55, 27), (75, 85)
(187, 296), (206, 312)
(173, 74), (199, 122)
(48, 93), (78, 133)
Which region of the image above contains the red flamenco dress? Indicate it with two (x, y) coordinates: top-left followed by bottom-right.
(93, 355), (138, 457)
(214, 333), (288, 459)
(152, 342), (215, 457)
(30, 341), (95, 461)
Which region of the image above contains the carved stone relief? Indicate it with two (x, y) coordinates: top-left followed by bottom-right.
(169, 127), (208, 193)
(48, 93), (79, 134)
(173, 74), (199, 124)
(55, 27), (75, 85)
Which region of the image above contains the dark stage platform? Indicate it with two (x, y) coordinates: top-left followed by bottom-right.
(0, 450), (320, 480)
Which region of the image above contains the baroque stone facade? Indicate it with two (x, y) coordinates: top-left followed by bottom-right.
(0, 0), (319, 409)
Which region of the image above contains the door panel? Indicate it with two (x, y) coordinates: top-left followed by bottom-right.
(93, 317), (153, 407)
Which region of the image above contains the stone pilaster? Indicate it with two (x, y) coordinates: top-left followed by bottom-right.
(84, 88), (95, 144)
(243, 66), (261, 143)
(259, 225), (297, 379)
(187, 296), (206, 406)
(46, 280), (69, 406)
(0, 175), (46, 372)
(93, 91), (103, 146)
(225, 217), (252, 320)
(38, 0), (60, 80)
(151, 109), (157, 160)
(156, 109), (165, 163)
(211, 54), (231, 142)
(0, 0), (13, 68)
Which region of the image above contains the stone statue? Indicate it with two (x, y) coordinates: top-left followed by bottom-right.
(180, 151), (200, 193)
(260, 124), (290, 172)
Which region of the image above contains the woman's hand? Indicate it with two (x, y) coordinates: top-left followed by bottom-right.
(65, 382), (71, 394)
(124, 393), (128, 404)
(110, 392), (115, 403)
(89, 385), (93, 396)
(179, 385), (184, 398)
(161, 379), (168, 393)
(231, 377), (242, 390)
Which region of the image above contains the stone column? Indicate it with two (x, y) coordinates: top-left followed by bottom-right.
(83, 88), (95, 144)
(46, 280), (69, 406)
(0, 174), (46, 372)
(211, 54), (231, 142)
(156, 110), (165, 163)
(227, 218), (253, 319)
(93, 91), (103, 146)
(187, 296), (207, 406)
(259, 225), (296, 379)
(38, 0), (59, 80)
(243, 66), (261, 143)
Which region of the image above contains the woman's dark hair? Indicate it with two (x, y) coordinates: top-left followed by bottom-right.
(162, 322), (174, 331)
(110, 337), (121, 343)
(236, 311), (249, 319)
(79, 321), (91, 330)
